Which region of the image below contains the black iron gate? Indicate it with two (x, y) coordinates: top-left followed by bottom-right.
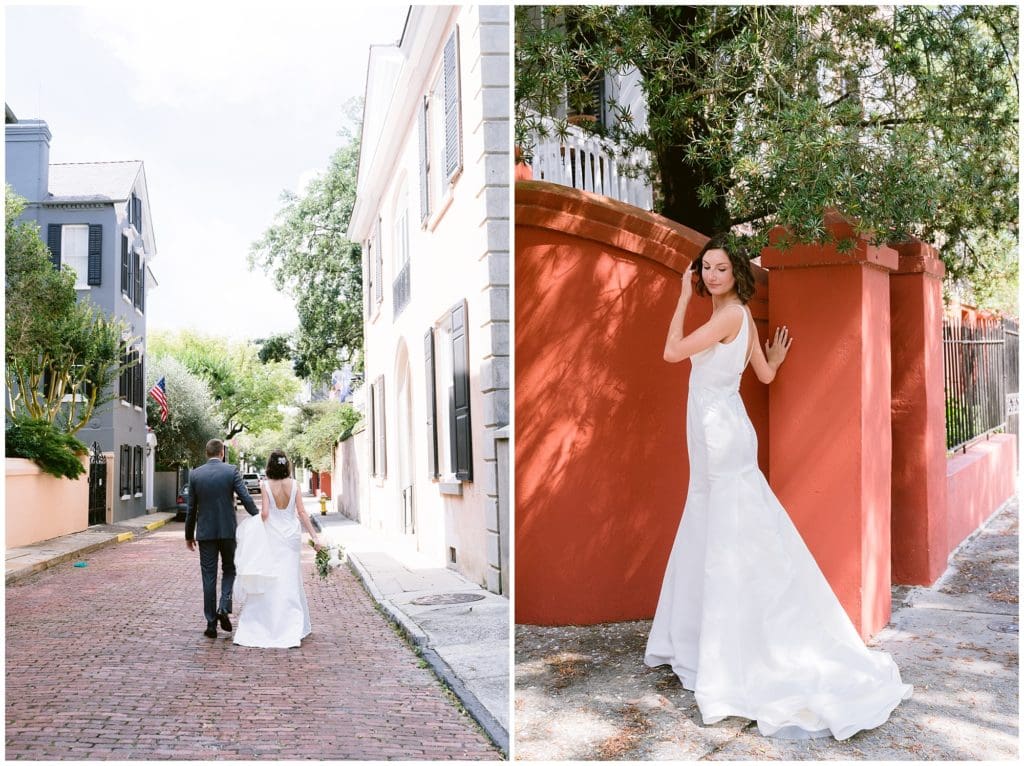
(88, 442), (107, 526)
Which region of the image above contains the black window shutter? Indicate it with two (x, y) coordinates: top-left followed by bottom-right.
(134, 195), (142, 233)
(47, 224), (62, 269)
(365, 238), (373, 317)
(443, 27), (462, 181)
(368, 381), (377, 476)
(119, 343), (127, 399)
(136, 352), (144, 406)
(133, 253), (142, 309)
(374, 223), (383, 305)
(449, 301), (472, 480)
(121, 235), (130, 295)
(376, 376), (388, 479)
(419, 97), (430, 224)
(140, 263), (146, 312)
(424, 329), (439, 479)
(87, 225), (102, 286)
(134, 445), (143, 494)
(120, 445), (130, 496)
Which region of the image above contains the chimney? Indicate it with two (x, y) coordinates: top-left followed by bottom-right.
(5, 118), (51, 203)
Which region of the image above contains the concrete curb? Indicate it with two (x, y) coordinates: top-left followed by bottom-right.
(344, 551), (509, 757)
(5, 536), (122, 585)
(5, 513), (176, 586)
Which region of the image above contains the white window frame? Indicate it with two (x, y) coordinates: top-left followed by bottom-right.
(61, 224), (90, 289)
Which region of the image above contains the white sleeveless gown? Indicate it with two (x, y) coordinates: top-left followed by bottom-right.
(644, 304), (912, 740)
(233, 479), (312, 648)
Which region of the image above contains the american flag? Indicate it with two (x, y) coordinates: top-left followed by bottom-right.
(148, 377), (169, 422)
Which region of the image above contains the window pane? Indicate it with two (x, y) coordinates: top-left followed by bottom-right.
(62, 225), (89, 288)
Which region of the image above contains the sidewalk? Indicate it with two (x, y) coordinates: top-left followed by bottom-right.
(313, 507), (510, 755)
(5, 510), (178, 585)
(515, 496), (1018, 761)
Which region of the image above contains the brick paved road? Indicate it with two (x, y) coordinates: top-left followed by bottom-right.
(6, 522), (500, 760)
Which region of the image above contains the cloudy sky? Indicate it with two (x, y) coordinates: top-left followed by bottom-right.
(6, 1), (410, 341)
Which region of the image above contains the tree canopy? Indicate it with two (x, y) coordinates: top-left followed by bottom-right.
(148, 330), (299, 440)
(516, 5), (1018, 292)
(145, 355), (220, 470)
(249, 103), (364, 383)
(5, 186), (132, 433)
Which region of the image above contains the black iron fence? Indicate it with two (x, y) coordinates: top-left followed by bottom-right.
(943, 316), (1019, 452)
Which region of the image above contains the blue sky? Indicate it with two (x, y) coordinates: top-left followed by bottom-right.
(6, 1), (410, 341)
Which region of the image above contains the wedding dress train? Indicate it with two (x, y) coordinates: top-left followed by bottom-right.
(233, 479), (312, 648)
(644, 304), (912, 740)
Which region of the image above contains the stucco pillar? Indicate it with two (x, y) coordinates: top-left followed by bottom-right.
(760, 213), (898, 639)
(889, 240), (949, 585)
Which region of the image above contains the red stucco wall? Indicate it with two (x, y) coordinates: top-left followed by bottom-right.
(515, 181), (768, 625)
(946, 435), (1017, 552)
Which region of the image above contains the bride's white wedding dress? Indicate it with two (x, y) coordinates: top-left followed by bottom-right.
(644, 303), (912, 740)
(233, 479), (312, 648)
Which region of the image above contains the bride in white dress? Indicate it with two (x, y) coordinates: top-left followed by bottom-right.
(645, 234), (912, 740)
(233, 450), (324, 649)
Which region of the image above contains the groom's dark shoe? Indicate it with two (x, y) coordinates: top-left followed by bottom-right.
(217, 610), (232, 632)
(204, 621), (217, 638)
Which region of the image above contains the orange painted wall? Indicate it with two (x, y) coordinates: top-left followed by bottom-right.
(889, 241), (949, 584)
(515, 181), (769, 625)
(761, 218), (898, 638)
(6, 458), (89, 548)
(946, 434), (1017, 552)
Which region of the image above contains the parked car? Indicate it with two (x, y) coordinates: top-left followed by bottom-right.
(175, 484), (190, 522)
(241, 472), (261, 501)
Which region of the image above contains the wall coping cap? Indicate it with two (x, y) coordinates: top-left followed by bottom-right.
(516, 180), (707, 273)
(892, 239), (947, 279)
(761, 210), (899, 271)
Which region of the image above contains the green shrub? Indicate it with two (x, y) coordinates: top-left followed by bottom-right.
(5, 416), (88, 480)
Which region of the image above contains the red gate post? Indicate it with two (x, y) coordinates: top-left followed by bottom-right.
(889, 240), (949, 585)
(761, 212), (898, 639)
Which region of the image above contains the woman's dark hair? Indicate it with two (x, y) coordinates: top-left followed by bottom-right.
(690, 233), (756, 305)
(265, 449), (291, 480)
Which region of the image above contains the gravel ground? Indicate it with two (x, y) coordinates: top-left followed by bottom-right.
(514, 498), (1018, 761)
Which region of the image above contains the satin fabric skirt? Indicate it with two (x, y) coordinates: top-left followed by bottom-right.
(644, 386), (912, 740)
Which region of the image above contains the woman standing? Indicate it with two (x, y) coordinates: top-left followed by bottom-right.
(644, 234), (912, 739)
(234, 450), (324, 648)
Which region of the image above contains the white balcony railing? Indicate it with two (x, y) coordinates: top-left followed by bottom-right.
(529, 118), (653, 211)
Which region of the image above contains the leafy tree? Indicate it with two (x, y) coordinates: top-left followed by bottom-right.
(279, 401), (360, 473)
(149, 330), (300, 440)
(256, 333), (294, 365)
(5, 186), (134, 434)
(145, 355), (220, 469)
(516, 6), (1018, 284)
(249, 102), (364, 384)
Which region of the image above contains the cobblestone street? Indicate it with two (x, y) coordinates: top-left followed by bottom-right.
(6, 522), (500, 760)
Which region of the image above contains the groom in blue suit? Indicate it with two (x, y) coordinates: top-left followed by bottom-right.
(185, 438), (260, 638)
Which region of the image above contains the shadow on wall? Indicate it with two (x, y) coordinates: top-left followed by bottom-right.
(515, 181), (769, 625)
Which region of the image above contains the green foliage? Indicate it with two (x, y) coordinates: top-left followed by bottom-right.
(249, 100), (364, 384)
(516, 6), (1019, 291)
(284, 401), (361, 473)
(946, 230), (1019, 316)
(5, 186), (134, 433)
(256, 333), (294, 365)
(149, 330), (300, 440)
(145, 355), (220, 470)
(5, 415), (88, 480)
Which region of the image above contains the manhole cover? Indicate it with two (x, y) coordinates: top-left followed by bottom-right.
(411, 592), (486, 606)
(987, 621), (1018, 634)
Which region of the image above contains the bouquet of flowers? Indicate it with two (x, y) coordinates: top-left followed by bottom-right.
(310, 539), (345, 579)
